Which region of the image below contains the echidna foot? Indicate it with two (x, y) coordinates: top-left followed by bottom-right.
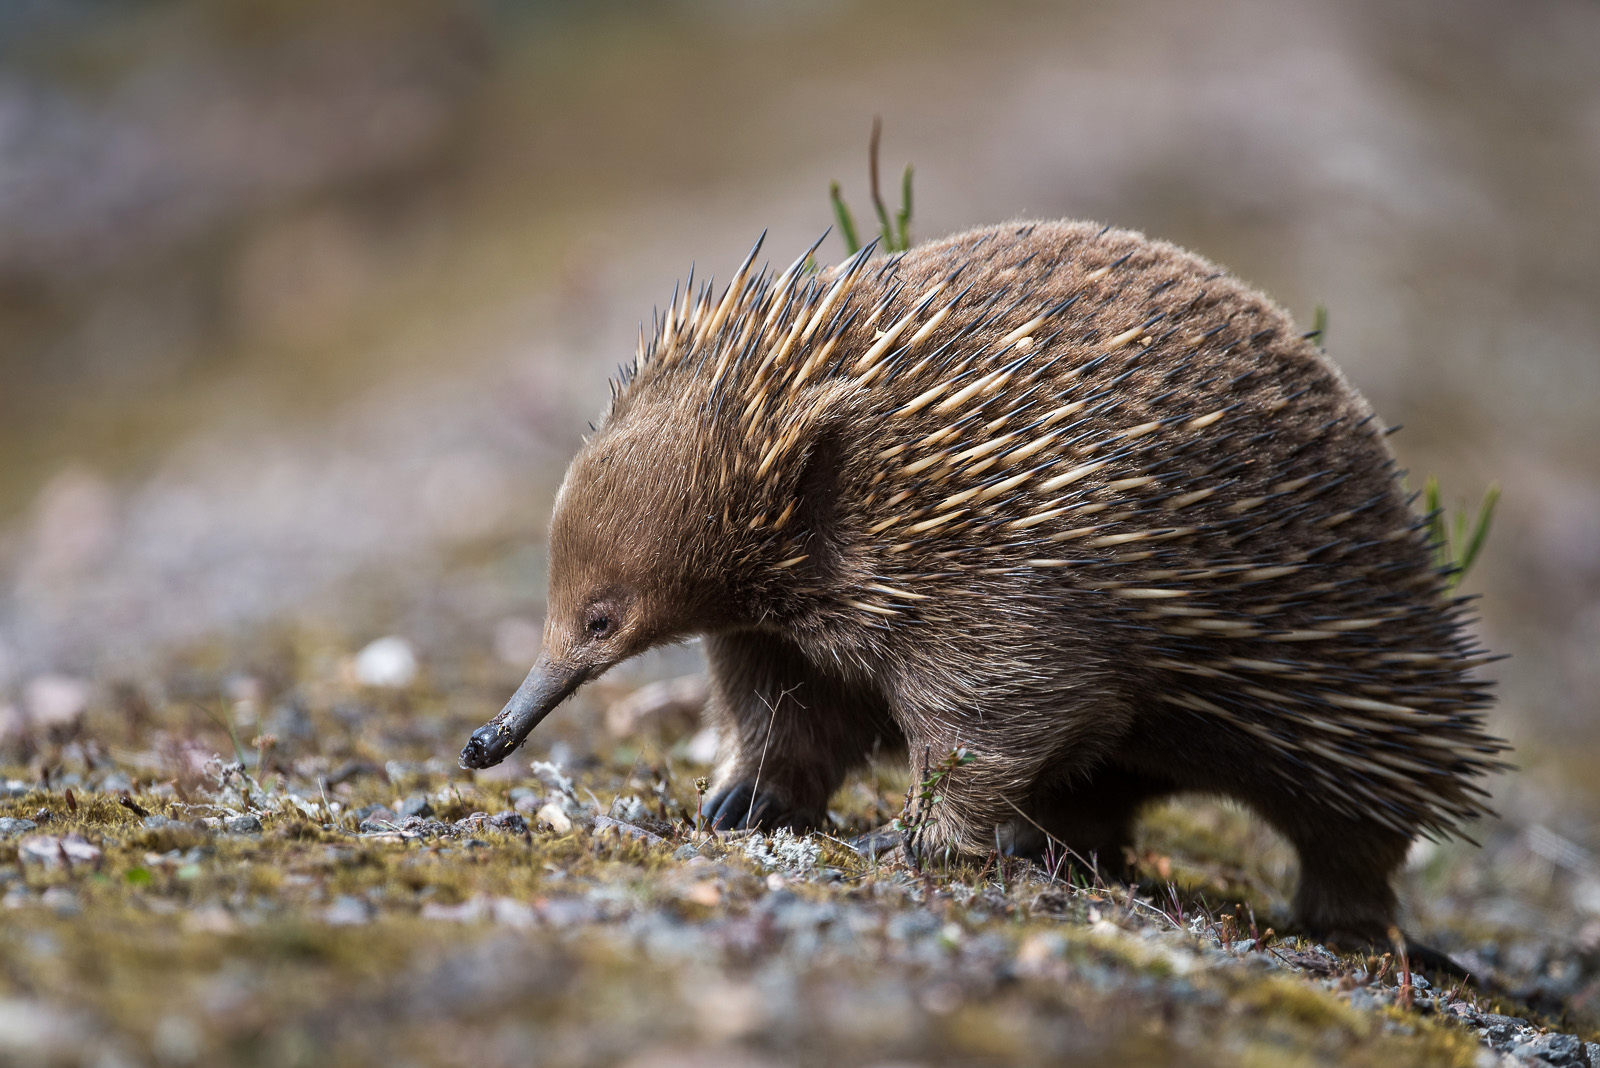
(703, 782), (819, 832)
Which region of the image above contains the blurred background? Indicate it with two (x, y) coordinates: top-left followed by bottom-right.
(0, 0), (1596, 839)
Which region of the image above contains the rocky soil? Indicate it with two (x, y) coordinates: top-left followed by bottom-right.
(3, 637), (1599, 1068)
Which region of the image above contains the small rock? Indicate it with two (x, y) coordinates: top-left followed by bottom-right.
(1, 779), (31, 799)
(486, 811), (528, 835)
(1345, 988), (1381, 1014)
(489, 897), (536, 928)
(323, 896), (373, 926)
(1515, 1033), (1589, 1067)
(266, 697), (315, 747)
(421, 898), (488, 923)
(536, 803), (573, 834)
(397, 815), (446, 836)
(0, 817), (37, 837)
(594, 815), (664, 845)
(40, 886), (79, 916)
(1480, 1014), (1531, 1045)
(684, 881), (722, 907)
(223, 815), (263, 834)
(0, 998), (84, 1057)
(152, 1015), (201, 1066)
(1015, 932), (1068, 977)
(183, 906), (239, 934)
(538, 897), (597, 927)
(353, 636), (418, 688)
(142, 815), (176, 830)
(23, 674), (90, 729)
(397, 795), (434, 819)
(18, 834), (101, 868)
(357, 806), (400, 832)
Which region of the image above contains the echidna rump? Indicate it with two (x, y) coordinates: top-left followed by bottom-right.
(460, 221), (1506, 938)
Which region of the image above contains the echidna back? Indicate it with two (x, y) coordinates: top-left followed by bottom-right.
(608, 220), (1501, 839)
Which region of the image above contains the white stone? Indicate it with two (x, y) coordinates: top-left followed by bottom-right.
(353, 636), (417, 688)
(0, 706), (23, 743)
(0, 999), (82, 1058)
(23, 674), (90, 728)
(19, 834), (102, 869)
(536, 802), (573, 834)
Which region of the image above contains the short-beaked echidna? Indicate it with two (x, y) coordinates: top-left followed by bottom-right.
(460, 220), (1506, 938)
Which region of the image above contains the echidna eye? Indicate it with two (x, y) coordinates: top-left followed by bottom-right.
(586, 616), (613, 639)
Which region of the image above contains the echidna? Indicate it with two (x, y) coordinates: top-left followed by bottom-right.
(460, 221), (1506, 939)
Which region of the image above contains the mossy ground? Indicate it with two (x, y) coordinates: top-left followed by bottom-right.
(0, 637), (1577, 1068)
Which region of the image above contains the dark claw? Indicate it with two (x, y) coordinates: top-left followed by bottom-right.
(848, 827), (903, 859)
(702, 783), (811, 831)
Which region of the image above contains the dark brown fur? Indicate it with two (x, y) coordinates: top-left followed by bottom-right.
(491, 221), (1506, 939)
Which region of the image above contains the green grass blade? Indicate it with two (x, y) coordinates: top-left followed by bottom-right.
(829, 181), (860, 255)
(1423, 475), (1447, 572)
(896, 164), (914, 251)
(1457, 483), (1500, 581)
(873, 195), (894, 253)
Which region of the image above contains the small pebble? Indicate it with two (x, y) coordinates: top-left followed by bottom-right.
(397, 795), (434, 819)
(18, 834), (101, 868)
(0, 817), (37, 837)
(23, 674), (90, 728)
(224, 815), (263, 834)
(485, 811), (528, 834)
(323, 896), (372, 926)
(40, 887), (79, 916)
(353, 636), (418, 688)
(536, 802), (574, 834)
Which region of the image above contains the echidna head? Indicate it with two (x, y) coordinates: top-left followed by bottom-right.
(460, 408), (735, 769)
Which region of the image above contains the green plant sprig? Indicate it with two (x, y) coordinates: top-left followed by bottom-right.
(1310, 304), (1497, 591)
(1424, 477), (1500, 590)
(894, 745), (975, 871)
(830, 116), (914, 256)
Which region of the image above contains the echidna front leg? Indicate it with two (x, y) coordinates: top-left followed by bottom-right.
(894, 732), (1052, 862)
(701, 630), (899, 832)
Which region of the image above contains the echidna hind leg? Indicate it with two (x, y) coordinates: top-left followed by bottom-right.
(702, 630), (899, 831)
(1028, 765), (1177, 879)
(1280, 815), (1412, 940)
